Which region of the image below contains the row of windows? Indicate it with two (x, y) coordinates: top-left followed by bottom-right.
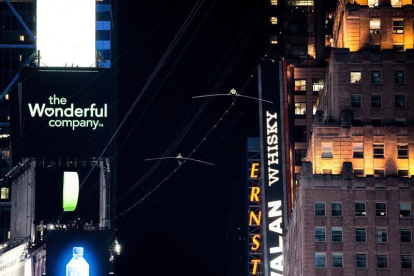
(315, 202), (412, 218)
(369, 0), (402, 8)
(350, 94), (406, 108)
(315, 227), (413, 243)
(294, 102), (317, 116)
(350, 70), (404, 84)
(315, 253), (412, 269)
(369, 19), (405, 34)
(322, 142), (409, 160)
(294, 79), (324, 95)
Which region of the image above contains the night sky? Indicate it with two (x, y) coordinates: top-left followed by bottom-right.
(116, 0), (264, 275)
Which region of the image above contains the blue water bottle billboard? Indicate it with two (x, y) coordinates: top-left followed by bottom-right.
(46, 231), (110, 276)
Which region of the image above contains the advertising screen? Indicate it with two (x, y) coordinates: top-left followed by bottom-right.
(12, 68), (116, 158)
(258, 61), (287, 276)
(37, 0), (96, 67)
(35, 167), (100, 224)
(46, 231), (110, 276)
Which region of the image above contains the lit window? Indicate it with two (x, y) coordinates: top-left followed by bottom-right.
(5, 94), (9, 100)
(371, 71), (381, 84)
(332, 253), (343, 268)
(294, 80), (306, 93)
(19, 55), (23, 62)
(395, 71), (405, 83)
(401, 229), (412, 243)
(332, 227), (343, 242)
(356, 228), (367, 242)
(374, 169), (385, 177)
(331, 203), (342, 217)
(371, 95), (382, 107)
(294, 102), (306, 116)
(402, 255), (413, 269)
(315, 202), (325, 216)
(312, 102), (317, 115)
(354, 169), (364, 177)
(370, 19), (381, 34)
(19, 35), (24, 42)
(356, 254), (367, 268)
(373, 144), (384, 158)
(350, 71), (361, 84)
(270, 36), (278, 44)
(293, 0), (314, 5)
(377, 254), (388, 268)
(391, 0), (402, 7)
(321, 143), (333, 158)
(312, 79), (324, 94)
(315, 253), (326, 268)
(376, 229), (388, 243)
(270, 17), (277, 25)
(270, 0), (278, 5)
(395, 95), (405, 107)
(0, 188), (9, 200)
(398, 169), (409, 177)
(393, 20), (404, 34)
(400, 202), (411, 218)
(315, 227), (326, 242)
(353, 143), (364, 158)
(398, 145), (408, 159)
(351, 95), (362, 108)
(376, 202), (387, 217)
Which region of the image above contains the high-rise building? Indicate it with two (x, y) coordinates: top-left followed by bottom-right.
(284, 1), (414, 275)
(0, 1), (118, 274)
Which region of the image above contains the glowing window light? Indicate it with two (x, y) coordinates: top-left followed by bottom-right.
(37, 0), (96, 67)
(63, 172), (79, 212)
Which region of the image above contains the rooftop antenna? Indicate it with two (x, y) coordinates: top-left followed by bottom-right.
(192, 88), (273, 104)
(145, 152), (215, 166)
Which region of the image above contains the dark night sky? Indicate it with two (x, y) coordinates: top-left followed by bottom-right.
(116, 0), (264, 275)
(115, 0), (336, 275)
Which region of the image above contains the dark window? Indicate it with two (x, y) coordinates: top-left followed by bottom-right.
(356, 254), (367, 268)
(373, 144), (384, 158)
(332, 227), (343, 242)
(393, 44), (404, 51)
(315, 253), (326, 268)
(398, 145), (408, 159)
(396, 118), (406, 126)
(353, 143), (364, 158)
(354, 169), (364, 177)
(401, 229), (412, 243)
(293, 126), (307, 142)
(376, 229), (388, 243)
(402, 255), (413, 269)
(315, 227), (326, 242)
(332, 254), (343, 268)
(351, 95), (362, 108)
(395, 95), (405, 107)
(371, 95), (382, 107)
(393, 20), (404, 34)
(370, 44), (381, 51)
(356, 228), (367, 242)
(371, 71), (381, 84)
(352, 119), (362, 126)
(355, 202), (366, 216)
(376, 202), (387, 217)
(400, 202), (411, 218)
(315, 202), (325, 216)
(295, 149), (307, 166)
(331, 203), (342, 217)
(398, 170), (409, 178)
(321, 143), (333, 158)
(377, 254), (388, 268)
(374, 169), (385, 177)
(395, 71), (405, 83)
(372, 119), (382, 126)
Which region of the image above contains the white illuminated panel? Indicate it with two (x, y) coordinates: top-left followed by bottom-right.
(37, 0), (96, 67)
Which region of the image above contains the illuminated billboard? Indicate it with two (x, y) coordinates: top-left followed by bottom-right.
(37, 0), (96, 68)
(35, 167), (100, 223)
(11, 68), (116, 158)
(0, 243), (28, 276)
(257, 61), (288, 276)
(46, 230), (110, 276)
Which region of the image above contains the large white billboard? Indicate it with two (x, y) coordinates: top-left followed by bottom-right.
(0, 243), (28, 276)
(37, 0), (96, 68)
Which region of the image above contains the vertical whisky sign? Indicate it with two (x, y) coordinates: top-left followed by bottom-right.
(258, 60), (287, 276)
